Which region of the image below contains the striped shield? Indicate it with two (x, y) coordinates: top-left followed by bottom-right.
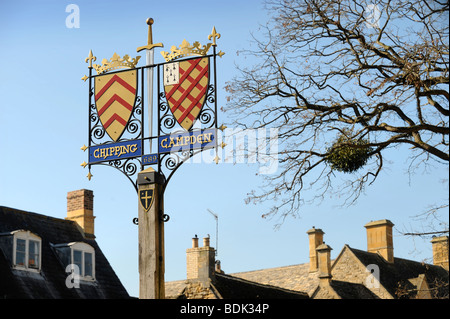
(163, 57), (209, 131)
(94, 70), (137, 142)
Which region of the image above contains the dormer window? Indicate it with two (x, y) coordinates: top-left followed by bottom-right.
(53, 242), (95, 280)
(12, 230), (42, 271)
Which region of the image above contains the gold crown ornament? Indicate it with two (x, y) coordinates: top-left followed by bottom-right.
(161, 27), (224, 62)
(91, 52), (141, 75)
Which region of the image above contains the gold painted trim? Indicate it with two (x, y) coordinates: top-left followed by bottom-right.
(85, 50), (96, 68)
(92, 53), (141, 75)
(208, 26), (221, 46)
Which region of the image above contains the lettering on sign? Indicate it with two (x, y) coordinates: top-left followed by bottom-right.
(142, 154), (158, 166)
(158, 128), (216, 154)
(89, 140), (142, 163)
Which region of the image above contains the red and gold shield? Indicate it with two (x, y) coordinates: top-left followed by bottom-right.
(94, 70), (137, 141)
(163, 57), (209, 131)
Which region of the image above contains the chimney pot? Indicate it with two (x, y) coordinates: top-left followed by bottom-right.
(215, 260), (223, 274)
(192, 236), (199, 248)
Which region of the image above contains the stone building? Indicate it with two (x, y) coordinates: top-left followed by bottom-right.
(166, 219), (449, 299)
(166, 236), (308, 299)
(0, 189), (130, 299)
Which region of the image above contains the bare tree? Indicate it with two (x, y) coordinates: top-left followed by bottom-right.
(397, 203), (449, 258)
(225, 0), (449, 221)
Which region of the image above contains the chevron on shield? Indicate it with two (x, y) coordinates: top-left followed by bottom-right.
(163, 57), (209, 131)
(94, 70), (137, 141)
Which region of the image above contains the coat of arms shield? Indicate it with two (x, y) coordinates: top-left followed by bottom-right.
(139, 188), (155, 212)
(163, 57), (209, 131)
(94, 70), (137, 142)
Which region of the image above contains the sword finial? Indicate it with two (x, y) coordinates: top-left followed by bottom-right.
(137, 17), (163, 52)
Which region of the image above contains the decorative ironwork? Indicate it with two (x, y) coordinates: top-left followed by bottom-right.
(199, 84), (217, 129)
(95, 157), (141, 192)
(208, 27), (220, 46)
(85, 50), (96, 68)
(82, 26), (224, 195)
(158, 91), (177, 136)
(132, 213), (170, 225)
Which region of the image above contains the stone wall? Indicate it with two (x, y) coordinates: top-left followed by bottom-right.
(183, 281), (218, 299)
(331, 247), (393, 299)
(312, 285), (340, 299)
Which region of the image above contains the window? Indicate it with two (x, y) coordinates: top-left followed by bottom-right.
(53, 242), (95, 280)
(72, 248), (94, 279)
(73, 249), (82, 272)
(84, 251), (93, 277)
(15, 239), (26, 266)
(12, 230), (41, 271)
(28, 240), (40, 269)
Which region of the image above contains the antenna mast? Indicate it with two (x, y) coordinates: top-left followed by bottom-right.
(206, 208), (219, 257)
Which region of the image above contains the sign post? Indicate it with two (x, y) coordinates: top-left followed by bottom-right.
(81, 18), (224, 299)
(137, 167), (165, 299)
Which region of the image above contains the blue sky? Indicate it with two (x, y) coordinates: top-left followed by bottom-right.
(0, 0), (448, 298)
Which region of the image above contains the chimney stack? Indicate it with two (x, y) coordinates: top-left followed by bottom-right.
(186, 236), (216, 282)
(364, 219), (394, 263)
(66, 189), (95, 236)
(307, 227), (324, 272)
(431, 236), (449, 270)
(316, 243), (333, 284)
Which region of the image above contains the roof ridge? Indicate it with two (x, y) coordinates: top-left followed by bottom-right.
(346, 244), (440, 268)
(229, 262), (309, 275)
(1, 205), (72, 226)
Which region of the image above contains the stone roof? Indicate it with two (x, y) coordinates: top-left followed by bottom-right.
(212, 273), (309, 299)
(165, 279), (187, 298)
(230, 263), (320, 296)
(329, 280), (379, 299)
(165, 273), (309, 299)
(166, 263), (317, 298)
(0, 206), (130, 299)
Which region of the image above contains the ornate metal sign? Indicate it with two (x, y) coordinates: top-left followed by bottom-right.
(81, 22), (224, 192)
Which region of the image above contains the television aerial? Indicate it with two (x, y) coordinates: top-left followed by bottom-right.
(206, 208), (219, 257)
